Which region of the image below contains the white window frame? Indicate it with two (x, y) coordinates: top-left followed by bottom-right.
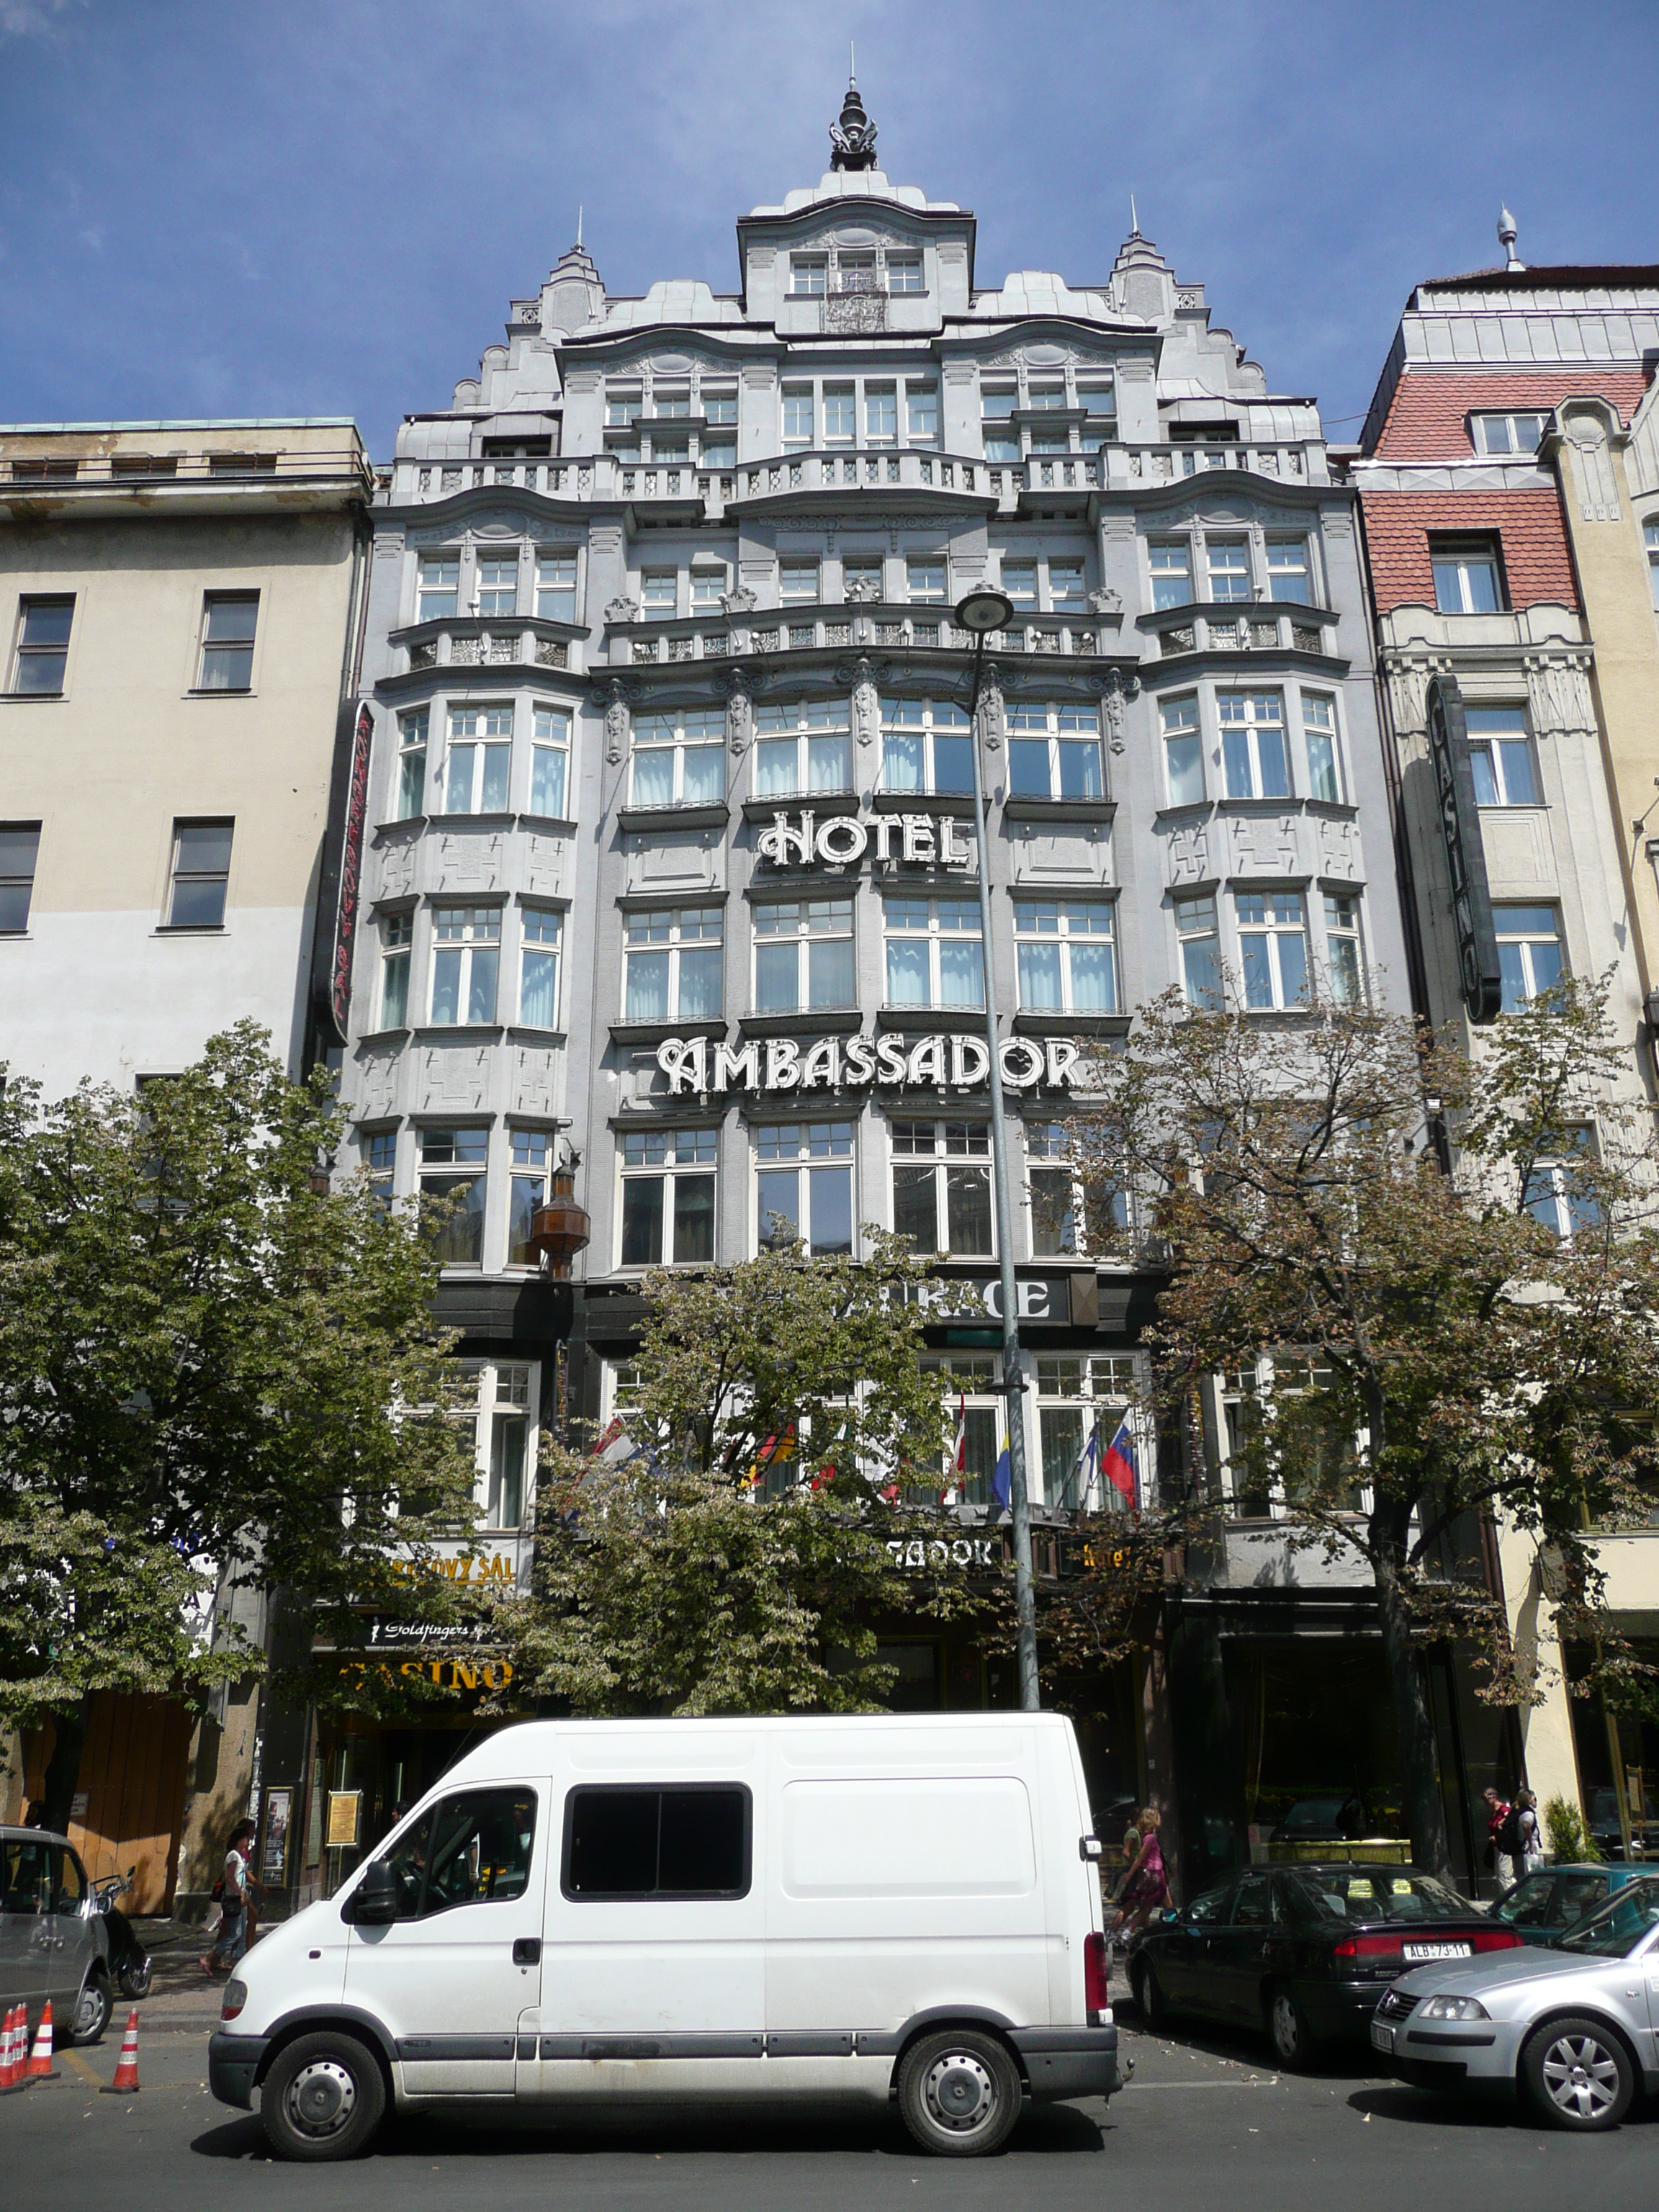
(1432, 538), (1504, 615)
(1265, 536), (1312, 605)
(905, 381), (939, 446)
(755, 1121), (856, 1256)
(1047, 558), (1087, 611)
(1175, 894), (1221, 1007)
(779, 557), (821, 603)
(639, 568), (678, 619)
(1323, 893), (1364, 1005)
(864, 384), (898, 449)
(619, 1127), (718, 1267)
(906, 556), (946, 603)
(535, 550), (577, 621)
(781, 385), (815, 447)
(1493, 904), (1565, 1012)
(518, 905), (562, 1029)
(429, 905), (501, 1025)
(622, 904), (724, 1023)
(1300, 692), (1343, 803)
(886, 251), (925, 295)
(1161, 693), (1205, 805)
(690, 564), (728, 613)
(1219, 689), (1290, 800)
(840, 556), (885, 601)
(475, 551), (520, 618)
(752, 897), (855, 1015)
(1036, 1355), (1140, 1509)
(529, 703), (570, 818)
(789, 254), (827, 297)
(999, 558), (1038, 610)
(378, 910), (412, 1028)
(629, 708), (726, 808)
(1206, 538), (1253, 604)
(395, 708), (428, 818)
(880, 697), (974, 798)
(508, 1135), (553, 1269)
(1013, 899), (1118, 1014)
(822, 385), (856, 446)
(417, 553), (459, 623)
(419, 1127), (487, 1268)
(1472, 411), (1547, 457)
(883, 897), (984, 1011)
(1005, 702), (1105, 801)
(1465, 705), (1538, 807)
(891, 1120), (994, 1258)
(444, 703), (513, 814)
(753, 697), (851, 798)
(1236, 890), (1310, 1010)
(1149, 540), (1193, 611)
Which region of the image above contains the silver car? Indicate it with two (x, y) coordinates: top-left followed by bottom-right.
(0, 1825), (113, 2046)
(1372, 1872), (1659, 2131)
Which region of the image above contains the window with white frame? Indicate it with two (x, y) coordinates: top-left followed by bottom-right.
(865, 385), (898, 446)
(624, 904), (723, 1022)
(620, 1126), (716, 1266)
(1323, 894), (1364, 1005)
(485, 1363), (533, 1527)
(1007, 703), (1105, 801)
(361, 1127), (396, 1210)
(1493, 904), (1564, 1011)
(1431, 536), (1503, 614)
(892, 1120), (992, 1256)
(789, 254), (827, 296)
(1048, 559), (1086, 611)
(444, 703), (512, 813)
(981, 385), (1020, 462)
(640, 570), (677, 618)
(652, 386), (691, 419)
(518, 905), (561, 1027)
(629, 708), (725, 806)
(822, 385), (855, 445)
(431, 906), (500, 1025)
(755, 1121), (855, 1255)
(1218, 1367), (1270, 1516)
(197, 593), (258, 690)
(1465, 704), (1538, 806)
(881, 698), (972, 795)
(925, 1352), (1001, 1503)
(1000, 558), (1038, 609)
(1028, 416), (1068, 455)
(755, 697), (850, 796)
(1037, 1356), (1137, 1509)
(907, 557), (945, 603)
(1219, 689), (1290, 799)
(1149, 541), (1192, 610)
(906, 382), (938, 444)
(605, 385), (642, 428)
(1161, 693), (1205, 805)
(1025, 1122), (1130, 1259)
(780, 557), (820, 603)
(508, 1130), (552, 1265)
(529, 703), (570, 817)
(887, 251), (924, 294)
(1237, 891), (1309, 1009)
(378, 910), (412, 1027)
(1472, 411), (1546, 456)
(1266, 536), (1312, 604)
(0, 822), (40, 932)
(782, 385), (814, 446)
(753, 897), (855, 1012)
(9, 596), (73, 693)
(1301, 693), (1342, 802)
(884, 898), (983, 1010)
(1206, 539), (1251, 603)
(167, 819), (233, 927)
(418, 554), (459, 622)
(419, 1127), (487, 1266)
(1175, 895), (1221, 1007)
(1014, 899), (1117, 1012)
(1522, 1128), (1601, 1242)
(476, 553), (519, 617)
(535, 551), (576, 621)
(703, 390), (737, 428)
(1026, 382), (1066, 411)
(690, 565), (727, 612)
(1076, 378), (1118, 447)
(395, 708), (428, 817)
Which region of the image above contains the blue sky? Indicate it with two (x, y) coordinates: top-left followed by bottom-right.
(1, 0), (1653, 456)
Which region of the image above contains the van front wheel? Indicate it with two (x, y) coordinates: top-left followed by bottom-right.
(261, 2031), (386, 2162)
(896, 2028), (1022, 2157)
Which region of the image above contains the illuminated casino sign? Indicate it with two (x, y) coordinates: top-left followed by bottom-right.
(657, 1032), (1082, 1094)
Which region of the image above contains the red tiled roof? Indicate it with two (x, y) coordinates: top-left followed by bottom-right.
(1372, 369), (1648, 461)
(1357, 489), (1578, 613)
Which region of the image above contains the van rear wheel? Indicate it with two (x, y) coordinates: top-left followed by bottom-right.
(261, 2031), (386, 2162)
(896, 2028), (1022, 2157)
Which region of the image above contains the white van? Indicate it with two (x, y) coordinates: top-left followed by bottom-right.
(210, 1712), (1124, 2159)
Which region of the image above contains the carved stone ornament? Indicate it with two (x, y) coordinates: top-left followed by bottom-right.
(978, 662), (1005, 752)
(604, 595), (640, 626)
(1087, 585), (1123, 616)
(720, 585), (757, 617)
(829, 76), (878, 171)
(850, 655), (881, 749)
(721, 667), (756, 755)
(843, 575), (882, 605)
(1098, 667), (1141, 755)
(595, 678), (633, 765)
(1523, 652), (1596, 737)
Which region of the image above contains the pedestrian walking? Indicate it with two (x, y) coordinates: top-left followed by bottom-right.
(1515, 1788), (1545, 1875)
(1116, 1806), (1172, 1938)
(200, 1817), (256, 1978)
(1483, 1786), (1516, 1889)
(1105, 1825), (1140, 1950)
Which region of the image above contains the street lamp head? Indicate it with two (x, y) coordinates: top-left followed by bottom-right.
(954, 588), (1015, 637)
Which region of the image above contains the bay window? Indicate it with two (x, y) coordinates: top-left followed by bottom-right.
(1237, 890), (1309, 1009)
(864, 385), (897, 446)
(518, 905), (561, 1027)
(782, 386), (814, 447)
(1150, 541), (1192, 610)
(530, 703), (570, 817)
(430, 906), (500, 1025)
(1301, 693), (1341, 801)
(1176, 895), (1221, 1006)
(906, 382), (938, 444)
(486, 1364), (532, 1527)
(378, 911), (412, 1028)
(444, 703), (512, 813)
(508, 1131), (552, 1265)
(535, 551), (577, 621)
(476, 554), (518, 617)
(881, 698), (972, 794)
(1161, 693), (1205, 804)
(755, 1121), (855, 1255)
(395, 708), (428, 817)
(1465, 705), (1538, 806)
(624, 904), (723, 1022)
(1220, 689), (1290, 799)
(1206, 539), (1251, 603)
(753, 897), (855, 1012)
(620, 1127), (716, 1266)
(419, 1128), (487, 1266)
(822, 387), (855, 445)
(1324, 894), (1363, 1004)
(1494, 904), (1564, 1011)
(418, 554), (459, 622)
(1266, 536), (1311, 603)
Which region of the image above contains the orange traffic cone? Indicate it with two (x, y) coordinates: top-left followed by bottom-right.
(99, 2008), (141, 2095)
(0, 2005), (25, 2094)
(27, 2000), (60, 2082)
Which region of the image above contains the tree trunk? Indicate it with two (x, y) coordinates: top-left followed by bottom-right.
(1372, 1528), (1452, 1878)
(40, 1696), (91, 1835)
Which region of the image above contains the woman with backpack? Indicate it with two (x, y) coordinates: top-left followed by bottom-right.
(1515, 1789), (1545, 1874)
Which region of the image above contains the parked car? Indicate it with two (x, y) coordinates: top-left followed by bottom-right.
(1269, 1795), (1372, 1845)
(0, 1823), (112, 2045)
(210, 1712), (1124, 2162)
(1129, 1861), (1522, 2068)
(1585, 1789), (1659, 1863)
(1490, 1861), (1653, 1945)
(1373, 1873), (1659, 2130)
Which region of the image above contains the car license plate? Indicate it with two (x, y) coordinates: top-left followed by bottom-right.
(1403, 1940), (1473, 1961)
(1370, 2020), (1394, 2054)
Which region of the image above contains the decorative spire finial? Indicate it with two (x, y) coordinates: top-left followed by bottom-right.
(1130, 192), (1140, 235)
(1498, 204), (1524, 272)
(830, 72), (878, 170)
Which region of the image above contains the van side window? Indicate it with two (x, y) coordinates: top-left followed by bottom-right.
(377, 1789), (536, 1920)
(563, 1785), (750, 1900)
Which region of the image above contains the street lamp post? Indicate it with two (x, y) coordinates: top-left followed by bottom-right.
(954, 589), (1040, 1712)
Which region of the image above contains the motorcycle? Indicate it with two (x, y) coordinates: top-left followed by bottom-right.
(91, 1868), (153, 2000)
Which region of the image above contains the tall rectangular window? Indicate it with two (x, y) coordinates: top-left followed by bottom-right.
(1493, 904), (1564, 1011)
(530, 703), (570, 817)
(1465, 705), (1537, 806)
(1647, 519), (1659, 611)
(445, 703), (513, 813)
(361, 1127), (397, 1210)
(907, 557), (945, 603)
(419, 1128), (487, 1266)
(779, 558), (821, 603)
(167, 819), (233, 927)
(886, 251), (924, 294)
(508, 1133), (552, 1267)
(1037, 1357), (1137, 1509)
(892, 1121), (992, 1257)
(536, 551), (576, 621)
(9, 596), (73, 693)
(1175, 895), (1220, 1007)
(641, 570), (677, 617)
(1237, 891), (1309, 1009)
(905, 382), (939, 444)
(197, 593), (258, 691)
(1014, 900), (1116, 1012)
(884, 898), (983, 1009)
(1048, 559), (1086, 611)
(1301, 693), (1341, 802)
(1324, 894), (1363, 1004)
(476, 554), (518, 617)
(691, 565), (727, 612)
(605, 387), (643, 428)
(630, 709), (724, 807)
(1149, 542), (1192, 611)
(1000, 559), (1038, 609)
(1026, 1124), (1129, 1259)
(624, 905), (723, 1022)
(1161, 693), (1205, 804)
(881, 698), (972, 795)
(1219, 690), (1289, 799)
(487, 1364), (531, 1525)
(1076, 379), (1117, 447)
(1265, 539), (1311, 604)
(418, 554), (459, 622)
(430, 907), (500, 1025)
(1431, 537), (1503, 614)
(703, 391), (737, 428)
(781, 386), (814, 446)
(519, 906), (562, 1027)
(754, 698), (850, 796)
(620, 1128), (716, 1266)
(1007, 703), (1104, 800)
(822, 387), (855, 445)
(1206, 540), (1252, 603)
(981, 385), (1020, 463)
(756, 1122), (855, 1255)
(753, 898), (854, 1012)
(396, 709), (428, 817)
(379, 911), (413, 1027)
(0, 823), (41, 931)
(1521, 1128), (1601, 1242)
(865, 385), (898, 447)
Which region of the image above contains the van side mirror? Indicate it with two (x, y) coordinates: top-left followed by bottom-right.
(1079, 1835), (1104, 1862)
(343, 1859), (397, 1925)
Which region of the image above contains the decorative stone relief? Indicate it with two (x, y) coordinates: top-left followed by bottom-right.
(375, 838), (417, 898)
(1167, 822), (1211, 885)
(523, 834), (567, 895)
(1318, 815), (1362, 880)
(850, 655), (881, 748)
(720, 586), (757, 617)
(843, 576), (881, 604)
(351, 1044), (402, 1120)
(721, 666), (755, 754)
(1098, 668), (1140, 755)
(977, 661), (1005, 752)
(1563, 409), (1622, 522)
(1087, 586), (1123, 615)
(433, 832), (505, 891)
(603, 594), (639, 625)
(627, 833), (720, 891)
(1522, 654), (1595, 737)
(595, 677), (632, 765)
(1011, 827), (1111, 883)
(513, 1048), (557, 1112)
(421, 1046), (490, 1110)
(1229, 814), (1300, 876)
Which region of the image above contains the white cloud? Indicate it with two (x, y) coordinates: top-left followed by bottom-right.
(1, 0), (73, 34)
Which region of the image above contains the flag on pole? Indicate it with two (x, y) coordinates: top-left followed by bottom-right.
(991, 1447), (1012, 1511)
(1102, 1416), (1139, 1511)
(1069, 1420), (1102, 1510)
(943, 1390), (968, 1503)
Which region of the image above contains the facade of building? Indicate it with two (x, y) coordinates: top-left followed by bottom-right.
(0, 418), (373, 1910)
(1351, 236), (1659, 1856)
(325, 87), (1417, 1897)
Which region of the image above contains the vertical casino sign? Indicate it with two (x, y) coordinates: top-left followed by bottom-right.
(310, 698), (375, 1052)
(1425, 673), (1501, 1023)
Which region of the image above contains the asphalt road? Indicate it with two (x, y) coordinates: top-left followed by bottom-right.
(7, 1996), (1658, 2212)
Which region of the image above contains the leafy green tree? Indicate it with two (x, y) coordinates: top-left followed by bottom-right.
(1066, 979), (1659, 1875)
(495, 1236), (980, 1714)
(0, 1023), (482, 1827)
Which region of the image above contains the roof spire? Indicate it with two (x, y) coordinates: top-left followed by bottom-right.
(830, 69), (878, 170)
(1498, 204), (1524, 272)
(576, 203), (583, 249)
(1130, 192), (1139, 235)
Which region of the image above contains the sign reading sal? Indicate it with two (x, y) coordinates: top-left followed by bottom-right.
(757, 809), (974, 870)
(658, 1032), (1082, 1094)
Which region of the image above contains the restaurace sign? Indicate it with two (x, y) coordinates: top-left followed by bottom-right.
(657, 1032), (1082, 1095)
(756, 809), (975, 870)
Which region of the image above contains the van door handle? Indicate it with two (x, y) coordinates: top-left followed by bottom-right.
(513, 1938), (541, 1966)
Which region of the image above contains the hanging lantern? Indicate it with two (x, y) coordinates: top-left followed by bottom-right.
(529, 1157), (590, 1280)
